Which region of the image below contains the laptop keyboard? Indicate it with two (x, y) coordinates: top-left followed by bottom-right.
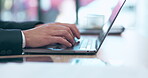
(79, 39), (91, 50)
(52, 37), (96, 50)
(73, 37), (96, 50)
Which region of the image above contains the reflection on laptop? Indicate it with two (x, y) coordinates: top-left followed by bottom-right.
(24, 0), (126, 55)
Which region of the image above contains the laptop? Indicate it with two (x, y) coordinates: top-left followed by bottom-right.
(24, 0), (126, 55)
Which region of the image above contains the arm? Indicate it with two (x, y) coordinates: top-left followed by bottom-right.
(0, 21), (43, 56)
(0, 22), (80, 56)
(0, 29), (23, 56)
(0, 21), (43, 30)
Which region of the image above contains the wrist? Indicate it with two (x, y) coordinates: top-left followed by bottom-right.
(35, 24), (44, 27)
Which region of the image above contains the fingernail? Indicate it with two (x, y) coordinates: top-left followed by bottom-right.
(69, 43), (72, 47)
(73, 42), (75, 45)
(77, 36), (80, 39)
(78, 36), (80, 39)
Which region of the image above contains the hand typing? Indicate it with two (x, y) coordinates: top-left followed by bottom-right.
(23, 23), (80, 48)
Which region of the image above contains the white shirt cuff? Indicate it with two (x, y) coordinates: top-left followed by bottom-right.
(21, 31), (26, 48)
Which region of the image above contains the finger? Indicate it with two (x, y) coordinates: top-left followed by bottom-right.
(70, 24), (80, 38)
(59, 23), (80, 39)
(46, 24), (74, 38)
(60, 26), (75, 39)
(52, 37), (72, 47)
(51, 30), (75, 45)
(55, 23), (80, 39)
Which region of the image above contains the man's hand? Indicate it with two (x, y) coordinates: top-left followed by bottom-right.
(23, 23), (80, 48)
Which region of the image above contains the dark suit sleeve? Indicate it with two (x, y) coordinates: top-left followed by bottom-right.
(0, 21), (44, 56)
(0, 29), (23, 56)
(0, 21), (43, 30)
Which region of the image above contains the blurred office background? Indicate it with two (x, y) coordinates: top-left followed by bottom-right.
(0, 0), (141, 30)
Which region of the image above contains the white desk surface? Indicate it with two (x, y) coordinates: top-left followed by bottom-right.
(0, 63), (148, 78)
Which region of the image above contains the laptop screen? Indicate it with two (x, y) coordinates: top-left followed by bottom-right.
(97, 0), (126, 51)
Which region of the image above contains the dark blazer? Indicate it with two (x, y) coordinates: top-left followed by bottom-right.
(0, 21), (43, 56)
